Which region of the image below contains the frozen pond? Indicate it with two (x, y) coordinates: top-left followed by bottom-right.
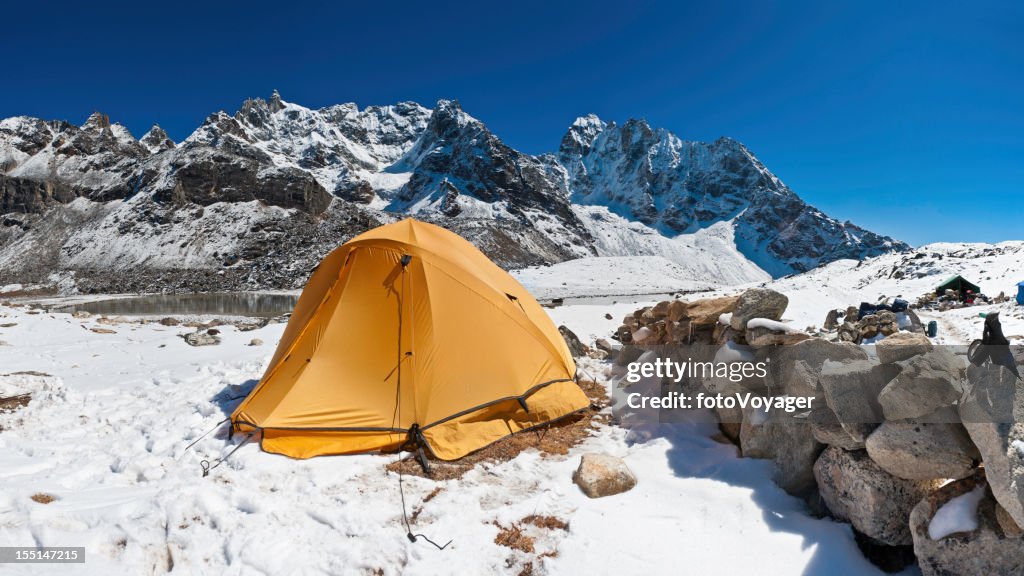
(48, 292), (299, 318)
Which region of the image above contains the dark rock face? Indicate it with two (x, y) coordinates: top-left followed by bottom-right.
(0, 175), (77, 213)
(397, 100), (589, 243)
(151, 146), (332, 214)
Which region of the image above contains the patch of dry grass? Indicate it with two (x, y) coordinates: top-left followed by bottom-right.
(387, 379), (609, 481)
(521, 515), (568, 531)
(0, 393), (31, 413)
(30, 493), (56, 504)
(494, 523), (535, 553)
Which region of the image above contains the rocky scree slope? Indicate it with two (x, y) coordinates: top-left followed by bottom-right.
(0, 92), (906, 293)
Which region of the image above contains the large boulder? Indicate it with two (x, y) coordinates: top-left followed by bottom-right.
(729, 289), (788, 331)
(959, 363), (1024, 528)
(740, 405), (824, 496)
(814, 447), (943, 545)
(819, 359), (898, 442)
(686, 295), (740, 327)
(910, 473), (1024, 576)
(878, 348), (964, 420)
(865, 417), (980, 480)
(573, 453), (637, 498)
(875, 331), (933, 364)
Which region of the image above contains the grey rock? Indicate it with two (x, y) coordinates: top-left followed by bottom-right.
(573, 453), (637, 498)
(730, 288), (788, 331)
(910, 473), (1024, 575)
(810, 406), (865, 450)
(959, 363), (1024, 529)
(865, 418), (980, 480)
(183, 331), (220, 346)
(558, 325), (587, 357)
(740, 405), (824, 496)
(814, 446), (942, 545)
(875, 330), (932, 364)
(879, 348), (964, 420)
(820, 359), (897, 442)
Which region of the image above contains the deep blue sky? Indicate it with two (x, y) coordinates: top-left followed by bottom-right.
(2, 1), (1021, 246)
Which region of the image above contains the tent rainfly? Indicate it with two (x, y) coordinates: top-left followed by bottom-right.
(1016, 281), (1024, 306)
(230, 219), (589, 461)
(935, 275), (981, 297)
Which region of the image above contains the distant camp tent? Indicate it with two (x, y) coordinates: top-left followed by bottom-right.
(230, 219), (589, 461)
(935, 275), (981, 297)
(1017, 281), (1024, 306)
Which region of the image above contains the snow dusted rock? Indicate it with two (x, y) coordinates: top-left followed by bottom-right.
(740, 405), (824, 496)
(875, 331), (932, 364)
(814, 447), (943, 546)
(865, 417), (980, 480)
(183, 331), (220, 347)
(729, 288), (788, 331)
(139, 124), (175, 154)
(744, 318), (810, 347)
(248, 338), (263, 347)
(819, 360), (897, 443)
(573, 453), (637, 498)
(910, 473), (1024, 576)
(878, 349), (964, 420)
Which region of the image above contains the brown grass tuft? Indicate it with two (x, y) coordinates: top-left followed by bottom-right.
(387, 379), (608, 481)
(521, 515), (568, 531)
(0, 393), (31, 413)
(494, 523), (535, 553)
(30, 493), (56, 504)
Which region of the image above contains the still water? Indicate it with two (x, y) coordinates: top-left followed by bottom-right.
(52, 293), (299, 318)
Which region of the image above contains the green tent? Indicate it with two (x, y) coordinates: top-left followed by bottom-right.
(935, 275), (981, 297)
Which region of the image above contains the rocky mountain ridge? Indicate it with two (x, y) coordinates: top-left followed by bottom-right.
(0, 92), (908, 293)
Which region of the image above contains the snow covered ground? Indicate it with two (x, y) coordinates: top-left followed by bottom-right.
(0, 295), (902, 575)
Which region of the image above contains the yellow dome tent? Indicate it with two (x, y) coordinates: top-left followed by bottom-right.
(231, 219), (589, 461)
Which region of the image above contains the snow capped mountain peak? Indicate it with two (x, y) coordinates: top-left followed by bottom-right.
(140, 124), (175, 153)
(82, 111), (112, 131)
(0, 95), (908, 292)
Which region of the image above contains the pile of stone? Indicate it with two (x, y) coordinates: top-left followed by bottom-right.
(614, 288), (809, 349)
(605, 287), (1024, 573)
(823, 305), (924, 343)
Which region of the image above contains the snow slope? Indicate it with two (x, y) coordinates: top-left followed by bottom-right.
(0, 302), (900, 575)
(757, 241), (1024, 343)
